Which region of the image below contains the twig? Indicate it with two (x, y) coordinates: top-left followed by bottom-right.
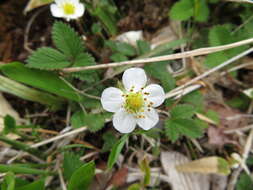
(24, 7), (47, 53)
(225, 0), (253, 4)
(227, 167), (243, 190)
(220, 62), (253, 76)
(58, 169), (67, 190)
(62, 38), (253, 73)
(31, 127), (87, 148)
(224, 124), (253, 134)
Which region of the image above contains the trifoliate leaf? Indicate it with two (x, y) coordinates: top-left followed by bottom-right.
(165, 119), (180, 142)
(26, 47), (70, 70)
(52, 21), (84, 59)
(71, 53), (98, 82)
(170, 104), (196, 119)
(63, 152), (83, 180)
(169, 0), (194, 21)
(174, 119), (203, 138)
(165, 118), (203, 142)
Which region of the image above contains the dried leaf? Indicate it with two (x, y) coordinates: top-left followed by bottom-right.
(176, 156), (231, 175)
(115, 31), (143, 47)
(161, 151), (210, 190)
(108, 167), (128, 187)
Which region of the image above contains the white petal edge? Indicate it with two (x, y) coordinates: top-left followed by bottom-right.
(50, 4), (64, 17)
(143, 84), (165, 107)
(113, 109), (136, 133)
(122, 68), (147, 91)
(101, 87), (124, 113)
(136, 108), (159, 130)
(75, 3), (85, 17)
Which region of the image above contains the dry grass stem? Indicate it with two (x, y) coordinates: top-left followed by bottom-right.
(165, 47), (253, 99)
(62, 38), (253, 73)
(31, 127), (87, 148)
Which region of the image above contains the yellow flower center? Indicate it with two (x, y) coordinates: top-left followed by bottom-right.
(124, 92), (144, 113)
(63, 3), (75, 15)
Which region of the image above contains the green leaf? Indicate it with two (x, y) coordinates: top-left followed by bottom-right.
(68, 161), (95, 190)
(0, 62), (80, 101)
(209, 25), (233, 46)
(165, 119), (180, 142)
(182, 90), (204, 112)
(3, 115), (16, 134)
(0, 164), (50, 175)
(170, 0), (194, 21)
(106, 41), (136, 56)
(52, 21), (84, 59)
(71, 53), (98, 82)
(139, 159), (151, 186)
(170, 104), (196, 119)
(144, 62), (175, 92)
(205, 25), (248, 68)
(236, 173), (253, 190)
(1, 172), (15, 190)
(194, 0), (209, 22)
(205, 110), (220, 124)
(26, 47), (70, 70)
(116, 42), (136, 56)
(110, 53), (128, 62)
(137, 40), (151, 55)
(127, 183), (142, 190)
(63, 152), (83, 180)
(204, 51), (228, 68)
(165, 118), (203, 142)
(102, 132), (118, 152)
(93, 6), (118, 36)
(107, 134), (129, 169)
(16, 179), (45, 190)
(0, 75), (63, 109)
(71, 111), (106, 132)
(175, 119), (203, 138)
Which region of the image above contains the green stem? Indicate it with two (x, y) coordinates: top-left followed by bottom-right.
(0, 135), (45, 159)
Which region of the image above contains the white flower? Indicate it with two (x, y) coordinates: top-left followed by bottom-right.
(101, 68), (165, 133)
(50, 0), (85, 21)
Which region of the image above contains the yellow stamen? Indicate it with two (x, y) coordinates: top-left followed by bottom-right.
(63, 3), (75, 15)
(124, 92), (144, 113)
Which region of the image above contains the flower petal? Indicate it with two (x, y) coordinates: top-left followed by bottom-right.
(136, 108), (159, 130)
(122, 68), (147, 91)
(113, 109), (136, 133)
(143, 84), (165, 107)
(50, 4), (64, 17)
(101, 87), (124, 112)
(75, 3), (85, 17)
